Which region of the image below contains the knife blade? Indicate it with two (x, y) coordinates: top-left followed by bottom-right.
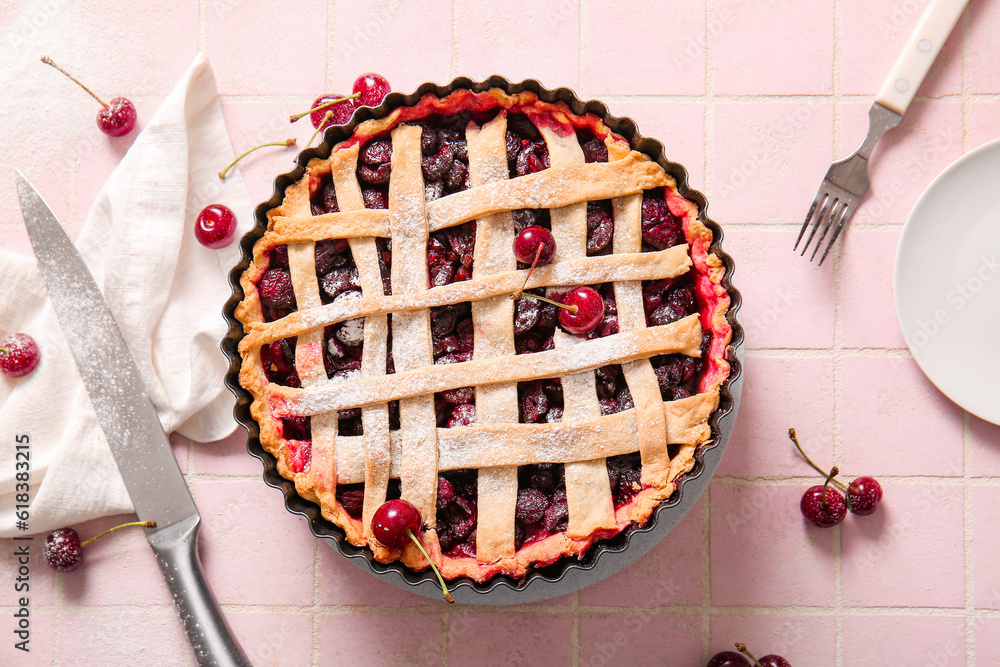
(15, 171), (251, 667)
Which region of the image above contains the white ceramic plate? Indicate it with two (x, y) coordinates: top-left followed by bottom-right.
(895, 138), (1000, 425)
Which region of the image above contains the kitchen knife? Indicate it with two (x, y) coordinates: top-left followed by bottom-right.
(15, 171), (251, 667)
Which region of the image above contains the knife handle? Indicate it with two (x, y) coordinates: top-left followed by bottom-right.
(150, 517), (252, 667)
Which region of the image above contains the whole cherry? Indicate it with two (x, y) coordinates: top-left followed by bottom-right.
(194, 204), (238, 249)
(353, 73), (391, 108)
(800, 468), (847, 528)
(289, 93), (361, 128)
(706, 651), (749, 667)
(736, 643), (792, 667)
(0, 333), (40, 377)
(558, 286), (605, 335)
(43, 521), (155, 572)
(789, 428), (883, 518)
(513, 226), (556, 265)
(371, 499), (454, 603)
(41, 56), (136, 137)
(847, 476), (883, 516)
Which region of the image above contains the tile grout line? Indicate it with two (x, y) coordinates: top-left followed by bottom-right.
(831, 1), (844, 664)
(702, 0), (715, 659)
(312, 538), (323, 667)
(450, 0), (460, 78)
(197, 0), (207, 53)
(326, 0), (335, 92)
(961, 7), (974, 664)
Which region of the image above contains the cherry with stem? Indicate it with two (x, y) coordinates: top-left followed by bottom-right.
(219, 138), (296, 179)
(289, 93), (360, 124)
(40, 56), (136, 137)
(302, 111), (334, 152)
(371, 499), (455, 603)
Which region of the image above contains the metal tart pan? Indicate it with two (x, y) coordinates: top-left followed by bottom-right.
(222, 76), (745, 605)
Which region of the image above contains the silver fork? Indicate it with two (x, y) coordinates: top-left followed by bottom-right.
(796, 0), (967, 265)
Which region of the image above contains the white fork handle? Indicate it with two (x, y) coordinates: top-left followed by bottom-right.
(875, 0), (968, 115)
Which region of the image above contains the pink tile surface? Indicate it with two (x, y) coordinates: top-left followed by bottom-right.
(974, 486), (1000, 608)
(456, 0), (579, 88)
(0, 611), (52, 667)
(724, 230), (835, 348)
(841, 615), (966, 667)
(448, 613), (573, 666)
(719, 356), (834, 477)
(583, 1), (705, 96)
(842, 484), (964, 608)
(840, 229), (908, 349)
(712, 102), (835, 225)
(0, 2), (990, 663)
(329, 0), (454, 95)
(207, 0), (326, 95)
(710, 614), (836, 665)
(194, 480), (317, 605)
(60, 609), (190, 665)
(840, 356), (964, 477)
(713, 0), (833, 95)
(0, 536), (54, 606)
(970, 0), (1000, 93)
(580, 613), (702, 665)
(970, 416), (1000, 477)
(710, 483), (835, 607)
(579, 499), (703, 606)
(322, 612), (442, 664)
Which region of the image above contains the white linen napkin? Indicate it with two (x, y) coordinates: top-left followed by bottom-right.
(0, 53), (253, 537)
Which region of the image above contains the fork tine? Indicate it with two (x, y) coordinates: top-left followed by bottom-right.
(817, 202), (854, 266)
(809, 199), (843, 261)
(799, 193), (832, 257)
(794, 189), (825, 252)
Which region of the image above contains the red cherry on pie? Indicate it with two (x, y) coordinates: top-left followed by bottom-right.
(194, 204), (237, 249)
(0, 333), (40, 377)
(352, 73), (391, 108)
(558, 286), (604, 335)
(513, 226), (555, 265)
(371, 500), (454, 603)
(41, 56), (136, 137)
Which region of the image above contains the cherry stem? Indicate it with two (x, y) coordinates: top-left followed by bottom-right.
(735, 643), (763, 667)
(80, 520), (156, 548)
(219, 138), (296, 179)
(289, 92), (361, 123)
(405, 528), (455, 604)
(820, 466), (840, 514)
(788, 428), (847, 492)
(40, 56), (108, 109)
(303, 111), (333, 152)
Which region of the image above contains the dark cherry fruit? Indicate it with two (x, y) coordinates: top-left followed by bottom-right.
(41, 56), (136, 137)
(706, 652), (749, 667)
(0, 333), (40, 377)
(194, 204), (237, 249)
(310, 94), (358, 129)
(789, 427), (883, 518)
(513, 226), (556, 265)
(800, 482), (847, 528)
(371, 499), (454, 603)
(43, 521), (155, 572)
(558, 286), (605, 335)
(42, 528), (82, 572)
(735, 643), (792, 667)
(353, 73), (391, 108)
(847, 476), (883, 516)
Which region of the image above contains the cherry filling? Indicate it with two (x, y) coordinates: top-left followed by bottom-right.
(257, 109), (717, 554)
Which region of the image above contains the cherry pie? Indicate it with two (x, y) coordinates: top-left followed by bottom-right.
(235, 87), (733, 583)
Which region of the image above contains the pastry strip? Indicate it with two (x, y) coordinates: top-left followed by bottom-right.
(607, 140), (673, 488)
(540, 124), (616, 539)
(388, 124), (440, 528)
(265, 152), (669, 244)
(329, 395), (717, 484)
(329, 144), (393, 541)
(467, 114), (520, 563)
(272, 315), (703, 416)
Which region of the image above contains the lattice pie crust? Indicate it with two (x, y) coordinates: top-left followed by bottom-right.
(236, 89), (732, 582)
